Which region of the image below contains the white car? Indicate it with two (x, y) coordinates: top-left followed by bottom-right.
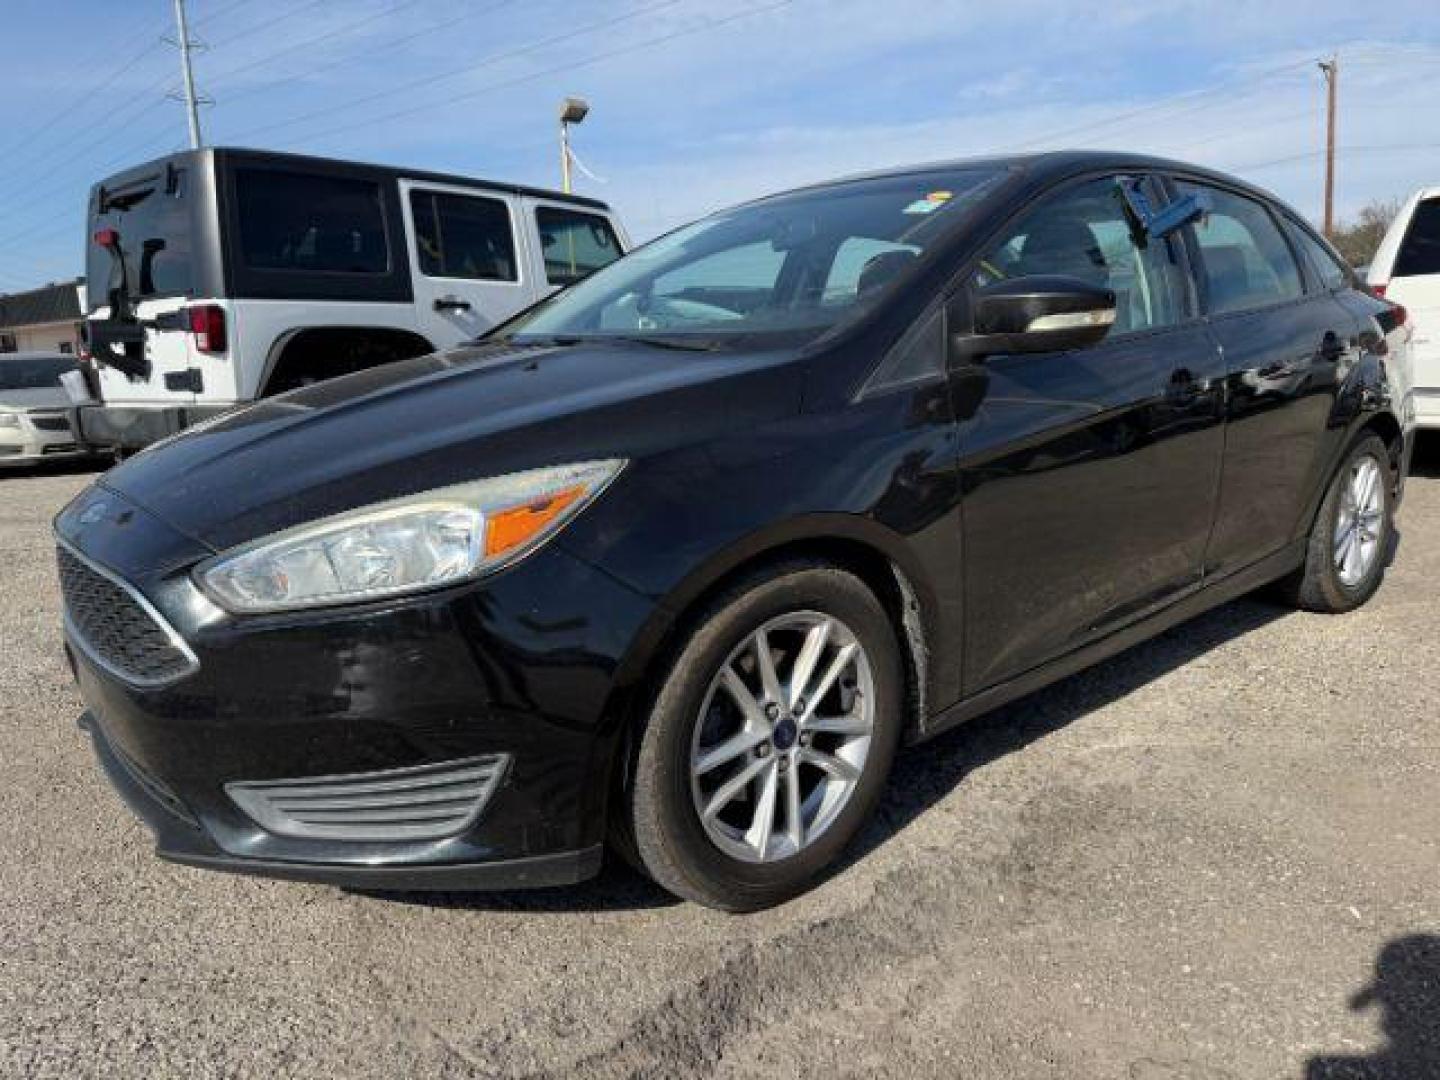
(0, 353), (88, 466)
(1368, 188), (1439, 427)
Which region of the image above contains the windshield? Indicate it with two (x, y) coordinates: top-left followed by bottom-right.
(504, 168), (1004, 347)
(86, 162), (194, 309)
(0, 355), (75, 391)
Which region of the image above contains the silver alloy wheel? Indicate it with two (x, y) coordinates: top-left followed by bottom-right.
(689, 611), (875, 863)
(1335, 454), (1385, 587)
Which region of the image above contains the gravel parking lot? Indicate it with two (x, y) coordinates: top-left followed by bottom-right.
(3, 443), (1438, 1080)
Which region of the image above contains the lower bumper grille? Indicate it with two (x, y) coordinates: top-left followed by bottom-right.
(226, 755), (510, 842)
(31, 415), (72, 432)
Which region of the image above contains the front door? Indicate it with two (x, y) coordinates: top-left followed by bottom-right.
(400, 181), (533, 348)
(956, 174), (1228, 693)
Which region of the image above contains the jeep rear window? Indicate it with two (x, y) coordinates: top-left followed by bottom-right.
(236, 169), (389, 274)
(86, 167), (194, 307)
(1395, 198), (1440, 277)
(536, 207), (621, 285)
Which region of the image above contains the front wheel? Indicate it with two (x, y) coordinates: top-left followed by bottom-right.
(1277, 432), (1394, 613)
(624, 563), (904, 911)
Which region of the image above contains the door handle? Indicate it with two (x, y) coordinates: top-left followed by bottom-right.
(433, 296), (472, 313)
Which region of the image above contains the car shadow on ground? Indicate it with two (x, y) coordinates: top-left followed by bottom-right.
(365, 595), (1291, 915)
(1305, 934), (1440, 1079)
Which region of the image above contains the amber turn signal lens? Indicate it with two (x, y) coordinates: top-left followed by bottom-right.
(484, 485), (585, 558)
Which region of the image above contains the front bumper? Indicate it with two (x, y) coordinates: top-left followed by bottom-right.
(0, 415), (87, 464)
(58, 487), (658, 890)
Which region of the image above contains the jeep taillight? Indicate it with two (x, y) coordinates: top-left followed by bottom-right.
(187, 304), (227, 354)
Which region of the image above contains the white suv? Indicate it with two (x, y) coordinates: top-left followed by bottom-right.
(76, 148), (629, 451)
(1368, 188), (1439, 428)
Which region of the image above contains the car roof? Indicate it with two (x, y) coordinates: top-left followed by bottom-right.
(765, 149), (1289, 208)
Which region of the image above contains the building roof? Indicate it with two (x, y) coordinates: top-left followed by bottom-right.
(0, 279), (83, 330)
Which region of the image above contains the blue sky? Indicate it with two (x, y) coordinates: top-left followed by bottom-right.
(1, 0), (1438, 293)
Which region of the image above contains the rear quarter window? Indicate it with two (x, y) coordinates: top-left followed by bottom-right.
(1395, 198), (1440, 277)
(535, 207), (621, 285)
(236, 169), (389, 274)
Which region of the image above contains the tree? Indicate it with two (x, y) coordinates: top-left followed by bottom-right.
(1328, 199), (1402, 268)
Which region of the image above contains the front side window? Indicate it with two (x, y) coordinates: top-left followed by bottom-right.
(410, 191), (516, 281)
(1395, 197), (1440, 277)
(1178, 182), (1303, 315)
(536, 207), (622, 286)
(507, 168), (1005, 347)
(974, 176), (1188, 334)
(236, 169), (389, 274)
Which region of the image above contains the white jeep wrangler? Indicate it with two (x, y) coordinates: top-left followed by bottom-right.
(77, 147), (628, 451)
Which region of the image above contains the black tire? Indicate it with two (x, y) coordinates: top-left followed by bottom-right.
(623, 561), (904, 911)
(1275, 432), (1394, 613)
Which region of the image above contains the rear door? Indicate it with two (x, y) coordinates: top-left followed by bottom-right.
(1174, 178), (1360, 577)
(1377, 195), (1440, 420)
(521, 198), (627, 296)
(400, 181), (531, 346)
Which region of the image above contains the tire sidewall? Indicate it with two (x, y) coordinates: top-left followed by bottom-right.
(1316, 435), (1392, 610)
(634, 566), (903, 909)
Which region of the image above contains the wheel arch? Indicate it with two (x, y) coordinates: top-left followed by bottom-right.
(603, 515), (943, 759)
(258, 325), (437, 397)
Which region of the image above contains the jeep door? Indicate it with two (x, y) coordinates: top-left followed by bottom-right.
(401, 181), (532, 347)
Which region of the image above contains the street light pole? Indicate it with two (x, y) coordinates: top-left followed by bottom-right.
(172, 0), (204, 150)
(558, 97), (590, 194)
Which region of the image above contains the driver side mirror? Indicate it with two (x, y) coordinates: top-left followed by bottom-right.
(958, 275), (1117, 360)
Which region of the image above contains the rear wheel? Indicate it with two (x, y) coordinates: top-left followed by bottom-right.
(624, 563), (903, 911)
(1277, 432), (1393, 613)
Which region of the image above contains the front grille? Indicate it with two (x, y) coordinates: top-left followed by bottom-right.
(226, 755), (510, 842)
(57, 544), (198, 688)
(30, 414), (71, 432)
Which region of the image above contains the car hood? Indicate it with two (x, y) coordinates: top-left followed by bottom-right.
(100, 340), (804, 552)
(0, 387), (68, 411)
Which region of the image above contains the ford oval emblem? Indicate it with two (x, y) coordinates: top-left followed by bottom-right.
(78, 501), (109, 526)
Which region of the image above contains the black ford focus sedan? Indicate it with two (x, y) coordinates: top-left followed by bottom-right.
(58, 152), (1413, 910)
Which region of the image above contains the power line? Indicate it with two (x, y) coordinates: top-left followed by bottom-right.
(0, 17), (170, 165)
(292, 0), (797, 156)
(204, 0), (333, 50)
(201, 0), (436, 94)
(222, 0), (688, 143)
(1236, 141), (1440, 173)
(1001, 57), (1317, 152)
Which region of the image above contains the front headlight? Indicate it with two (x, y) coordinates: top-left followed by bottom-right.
(0, 412), (21, 429)
(195, 460), (624, 614)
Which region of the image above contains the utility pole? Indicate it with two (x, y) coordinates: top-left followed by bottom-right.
(171, 0), (204, 149)
(1319, 53), (1338, 237)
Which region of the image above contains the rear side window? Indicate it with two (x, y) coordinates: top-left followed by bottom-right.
(535, 207), (621, 285)
(1395, 198), (1440, 277)
(1287, 219), (1350, 291)
(236, 169), (389, 274)
(1179, 182), (1303, 314)
(410, 191), (516, 281)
